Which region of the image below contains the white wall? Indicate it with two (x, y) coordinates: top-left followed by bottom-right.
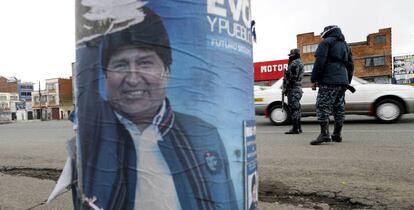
(16, 110), (27, 121)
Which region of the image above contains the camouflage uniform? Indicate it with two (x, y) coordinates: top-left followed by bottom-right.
(286, 58), (304, 122)
(316, 85), (346, 126)
(284, 51), (304, 134)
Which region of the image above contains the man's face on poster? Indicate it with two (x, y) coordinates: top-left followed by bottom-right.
(105, 46), (168, 118)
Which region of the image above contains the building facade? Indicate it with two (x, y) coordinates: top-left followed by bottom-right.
(32, 78), (73, 120)
(0, 76), (18, 121)
(32, 89), (48, 120)
(18, 82), (34, 102)
(0, 92), (19, 121)
(0, 76), (18, 93)
(0, 76), (36, 120)
(297, 28), (392, 83)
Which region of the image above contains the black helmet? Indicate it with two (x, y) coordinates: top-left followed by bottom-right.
(101, 6), (172, 70)
(320, 25), (339, 38)
(288, 48), (300, 56)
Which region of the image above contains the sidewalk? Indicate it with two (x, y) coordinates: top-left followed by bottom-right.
(0, 172), (310, 210)
(0, 173), (72, 210)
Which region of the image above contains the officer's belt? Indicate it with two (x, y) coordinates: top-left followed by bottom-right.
(318, 84), (346, 90)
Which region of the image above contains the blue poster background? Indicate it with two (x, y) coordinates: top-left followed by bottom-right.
(75, 0), (254, 209)
(148, 1), (254, 208)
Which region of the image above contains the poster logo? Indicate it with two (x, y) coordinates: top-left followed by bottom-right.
(205, 151), (222, 173)
(206, 0), (252, 56)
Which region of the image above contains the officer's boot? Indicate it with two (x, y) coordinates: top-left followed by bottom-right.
(285, 119), (300, 134)
(297, 118), (303, 133)
(331, 123), (343, 142)
(310, 122), (331, 145)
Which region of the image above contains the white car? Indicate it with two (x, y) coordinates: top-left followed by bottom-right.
(254, 85), (270, 92)
(255, 74), (414, 125)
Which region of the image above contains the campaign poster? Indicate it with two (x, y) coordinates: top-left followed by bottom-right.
(244, 120), (258, 210)
(393, 55), (414, 85)
(75, 0), (254, 209)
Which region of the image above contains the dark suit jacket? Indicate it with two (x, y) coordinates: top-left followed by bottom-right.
(75, 99), (238, 210)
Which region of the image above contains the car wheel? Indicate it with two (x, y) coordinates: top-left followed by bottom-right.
(269, 105), (290, 125)
(375, 99), (403, 123)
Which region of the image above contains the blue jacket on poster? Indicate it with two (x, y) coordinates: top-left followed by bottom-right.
(75, 99), (238, 210)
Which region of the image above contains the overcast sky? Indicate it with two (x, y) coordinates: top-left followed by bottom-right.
(0, 0), (413, 89)
(252, 0), (414, 61)
(0, 0), (75, 89)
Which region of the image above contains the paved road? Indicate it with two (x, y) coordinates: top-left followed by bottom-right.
(256, 114), (414, 209)
(0, 120), (72, 169)
(0, 115), (413, 209)
(0, 120), (73, 210)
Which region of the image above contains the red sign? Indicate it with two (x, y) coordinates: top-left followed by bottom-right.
(254, 59), (288, 81)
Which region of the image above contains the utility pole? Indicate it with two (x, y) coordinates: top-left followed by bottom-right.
(38, 81), (42, 120)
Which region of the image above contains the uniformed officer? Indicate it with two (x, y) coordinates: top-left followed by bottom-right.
(310, 25), (354, 145)
(284, 48), (304, 134)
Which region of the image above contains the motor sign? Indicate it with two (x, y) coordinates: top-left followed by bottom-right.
(254, 59), (288, 81)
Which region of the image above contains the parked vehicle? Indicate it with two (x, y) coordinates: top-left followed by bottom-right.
(254, 85), (269, 92)
(255, 73), (414, 125)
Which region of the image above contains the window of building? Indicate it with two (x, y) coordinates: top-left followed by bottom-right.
(0, 96), (7, 101)
(365, 56), (385, 67)
(47, 83), (56, 91)
(10, 96), (18, 101)
(20, 85), (33, 90)
(302, 44), (318, 53)
(374, 57), (385, 66)
(21, 92), (32, 96)
(375, 35), (386, 44)
(49, 95), (56, 102)
(0, 103), (8, 109)
(34, 96), (39, 102)
(304, 64), (314, 72)
(40, 95), (47, 102)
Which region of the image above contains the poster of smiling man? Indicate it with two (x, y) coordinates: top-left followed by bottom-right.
(74, 0), (255, 209)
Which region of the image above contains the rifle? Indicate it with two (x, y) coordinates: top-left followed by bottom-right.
(282, 68), (287, 112)
(346, 85), (356, 93)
